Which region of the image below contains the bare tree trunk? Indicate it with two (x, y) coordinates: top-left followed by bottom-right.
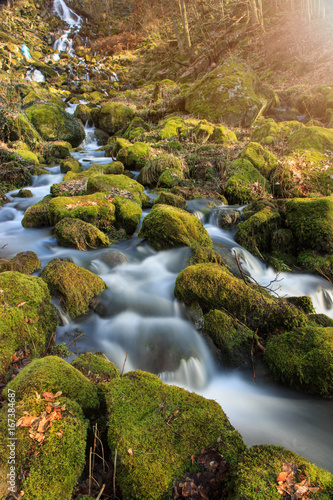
(178, 0), (191, 50)
(171, 0), (184, 55)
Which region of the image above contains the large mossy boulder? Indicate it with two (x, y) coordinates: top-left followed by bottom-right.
(60, 157), (82, 174)
(72, 352), (119, 381)
(117, 142), (152, 170)
(251, 118), (304, 145)
(44, 141), (72, 163)
(41, 258), (106, 318)
(49, 193), (116, 232)
(264, 326), (333, 397)
(4, 356), (99, 411)
(105, 370), (246, 500)
(286, 197), (333, 253)
(0, 272), (58, 372)
(21, 194), (52, 228)
(97, 102), (134, 135)
(239, 142), (278, 178)
(26, 103), (85, 147)
(185, 58), (270, 127)
(9, 250), (40, 274)
(54, 218), (110, 250)
(0, 395), (87, 500)
(138, 153), (184, 187)
(4, 112), (41, 149)
(174, 264), (306, 335)
(230, 444), (333, 499)
(138, 205), (213, 250)
(224, 158), (270, 205)
(86, 174), (145, 206)
(288, 125), (333, 152)
(74, 103), (92, 124)
(114, 197), (142, 234)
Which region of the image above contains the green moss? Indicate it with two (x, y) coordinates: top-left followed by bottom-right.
(204, 309), (253, 367)
(189, 247), (225, 266)
(138, 154), (184, 187)
(98, 102), (134, 135)
(112, 137), (132, 156)
(194, 119), (215, 143)
(10, 250), (40, 274)
(251, 118), (304, 145)
(285, 296), (315, 314)
(271, 228), (296, 254)
(309, 314), (333, 328)
(240, 142), (278, 178)
(86, 174), (144, 206)
(265, 326), (333, 397)
(0, 272), (57, 372)
(174, 264), (306, 334)
(297, 249), (333, 282)
(288, 126), (333, 152)
(26, 103), (85, 147)
(153, 192), (187, 209)
(230, 444), (333, 499)
(106, 370), (245, 500)
(124, 117), (150, 141)
(74, 103), (92, 124)
(158, 169), (183, 188)
(41, 258), (106, 318)
(87, 161), (124, 175)
(139, 205), (212, 250)
(211, 125), (237, 144)
(54, 217), (110, 250)
(117, 142), (152, 170)
(0, 259), (12, 272)
(114, 197), (142, 234)
(5, 113), (41, 149)
(49, 193), (116, 232)
(0, 395), (87, 500)
(286, 197), (333, 253)
(157, 115), (185, 140)
(16, 149), (39, 165)
(72, 352), (120, 381)
(225, 158), (270, 205)
(60, 156), (82, 174)
(32, 166), (49, 175)
(21, 194), (52, 228)
(235, 206), (281, 257)
(44, 141), (72, 164)
(16, 188), (33, 197)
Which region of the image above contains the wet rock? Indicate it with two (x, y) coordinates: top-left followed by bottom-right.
(21, 194), (52, 228)
(218, 208), (241, 229)
(153, 191), (187, 209)
(100, 250), (128, 268)
(10, 250), (41, 274)
(54, 217), (110, 250)
(96, 102), (134, 135)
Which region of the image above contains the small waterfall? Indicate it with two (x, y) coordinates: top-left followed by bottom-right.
(52, 0), (81, 61)
(81, 123), (98, 150)
(26, 68), (45, 83)
(53, 0), (81, 26)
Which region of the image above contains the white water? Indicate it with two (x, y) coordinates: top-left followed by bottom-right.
(52, 0), (81, 61)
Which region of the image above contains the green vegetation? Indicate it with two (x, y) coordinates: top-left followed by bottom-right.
(54, 217), (110, 250)
(10, 250), (41, 274)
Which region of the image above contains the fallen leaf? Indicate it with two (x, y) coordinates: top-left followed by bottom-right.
(277, 472), (289, 482)
(16, 415), (38, 428)
(127, 448), (133, 456)
(16, 302), (27, 308)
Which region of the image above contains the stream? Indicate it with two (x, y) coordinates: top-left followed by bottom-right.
(1, 0), (333, 475)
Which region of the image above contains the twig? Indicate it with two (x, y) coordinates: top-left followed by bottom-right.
(96, 484), (105, 500)
(233, 249), (249, 285)
(120, 350), (128, 376)
(88, 447), (92, 495)
(251, 330), (257, 384)
(0, 243), (7, 249)
(113, 448), (117, 499)
(25, 324), (37, 356)
(66, 332), (85, 348)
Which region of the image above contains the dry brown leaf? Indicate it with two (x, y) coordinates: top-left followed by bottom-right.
(16, 415), (38, 428)
(42, 392), (57, 401)
(16, 301), (27, 308)
(127, 448), (133, 456)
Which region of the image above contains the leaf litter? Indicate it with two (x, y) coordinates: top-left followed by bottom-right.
(276, 462), (323, 499)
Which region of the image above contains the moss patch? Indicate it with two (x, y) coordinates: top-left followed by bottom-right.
(114, 197), (142, 234)
(86, 174), (144, 206)
(9, 250), (40, 274)
(153, 192), (187, 209)
(240, 142), (278, 178)
(288, 126), (333, 152)
(54, 217), (110, 250)
(21, 195), (52, 228)
(117, 142), (152, 170)
(224, 158), (270, 205)
(97, 102), (134, 135)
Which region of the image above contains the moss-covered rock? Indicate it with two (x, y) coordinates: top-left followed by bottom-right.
(239, 142), (278, 178)
(41, 258), (106, 318)
(153, 191), (187, 209)
(0, 272), (57, 372)
(230, 444), (333, 499)
(265, 326), (333, 397)
(185, 57), (269, 127)
(16, 149), (39, 165)
(74, 103), (92, 124)
(4, 112), (41, 149)
(297, 250), (333, 282)
(0, 259), (12, 272)
(211, 125), (237, 144)
(288, 125), (333, 152)
(97, 102), (134, 135)
(87, 161), (124, 175)
(86, 174), (145, 206)
(0, 395), (88, 500)
(106, 370), (246, 500)
(60, 156), (82, 174)
(16, 188), (33, 197)
(139, 205), (212, 250)
(204, 309), (253, 366)
(285, 295), (315, 314)
(114, 197), (142, 234)
(174, 264), (306, 334)
(124, 117), (150, 141)
(21, 194), (52, 228)
(158, 168), (183, 188)
(44, 140), (72, 163)
(157, 115), (186, 140)
(286, 197), (333, 253)
(10, 250), (40, 274)
(49, 193), (116, 232)
(251, 118), (304, 145)
(224, 158), (270, 205)
(26, 103), (85, 147)
(189, 247), (225, 266)
(117, 142), (152, 170)
(112, 137), (132, 156)
(138, 154), (184, 187)
(54, 218), (110, 250)
(72, 352), (119, 381)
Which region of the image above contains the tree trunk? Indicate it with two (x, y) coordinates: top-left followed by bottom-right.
(178, 0), (191, 50)
(171, 0), (185, 55)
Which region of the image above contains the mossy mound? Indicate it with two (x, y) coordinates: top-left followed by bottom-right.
(0, 148), (33, 193)
(185, 57), (269, 127)
(16, 149), (39, 165)
(224, 158), (270, 205)
(211, 124), (237, 144)
(124, 116), (150, 141)
(230, 444), (333, 499)
(174, 264), (306, 335)
(97, 102), (135, 135)
(251, 118), (304, 145)
(138, 154), (184, 187)
(4, 112), (41, 149)
(0, 259), (12, 272)
(87, 161), (124, 175)
(21, 194), (52, 228)
(288, 126), (333, 152)
(114, 197), (142, 234)
(74, 103), (92, 124)
(158, 168), (184, 188)
(0, 272), (58, 372)
(235, 206), (281, 258)
(41, 258), (106, 318)
(0, 395), (88, 500)
(16, 188), (33, 197)
(297, 250), (333, 282)
(44, 141), (72, 163)
(106, 370), (246, 500)
(189, 247), (225, 266)
(54, 218), (110, 250)
(138, 205), (213, 250)
(265, 326), (333, 397)
(49, 193), (116, 232)
(10, 250), (41, 274)
(117, 142), (152, 170)
(239, 142), (278, 178)
(286, 197), (333, 253)
(60, 157), (82, 174)
(204, 310), (253, 367)
(153, 192), (187, 209)
(112, 137), (132, 156)
(4, 356), (99, 411)
(26, 103), (85, 147)
(86, 174), (145, 206)
(157, 115), (187, 140)
(72, 352), (120, 381)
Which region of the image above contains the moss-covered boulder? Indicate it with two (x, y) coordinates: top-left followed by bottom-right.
(211, 124), (237, 144)
(49, 193), (116, 232)
(185, 57), (269, 127)
(230, 444), (333, 499)
(286, 197), (333, 253)
(60, 156), (82, 174)
(138, 154), (184, 187)
(21, 194), (52, 228)
(72, 352), (119, 382)
(106, 370), (245, 500)
(139, 205), (212, 250)
(41, 258), (106, 318)
(153, 192), (187, 209)
(239, 142), (278, 178)
(87, 161), (124, 175)
(158, 168), (184, 188)
(123, 116), (150, 141)
(189, 247), (225, 266)
(251, 118), (304, 145)
(74, 103), (92, 124)
(16, 188), (33, 197)
(117, 142), (152, 170)
(97, 102), (134, 135)
(0, 259), (12, 272)
(265, 325), (333, 397)
(204, 309), (253, 367)
(235, 206), (281, 257)
(10, 250), (40, 274)
(4, 112), (41, 149)
(0, 395), (87, 500)
(86, 174), (145, 206)
(288, 125), (333, 152)
(114, 197), (142, 234)
(0, 272), (58, 372)
(26, 103), (85, 147)
(174, 264), (306, 334)
(297, 250), (333, 282)
(44, 141), (72, 164)
(4, 356), (99, 410)
(54, 218), (110, 250)
(224, 159), (270, 205)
